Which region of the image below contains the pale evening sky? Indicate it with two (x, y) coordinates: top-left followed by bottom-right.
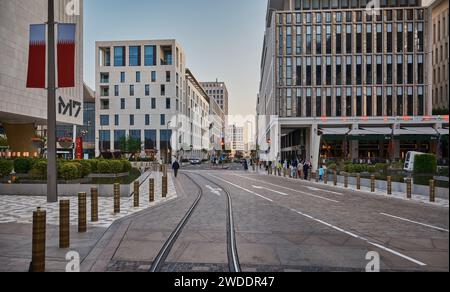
(83, 0), (268, 116)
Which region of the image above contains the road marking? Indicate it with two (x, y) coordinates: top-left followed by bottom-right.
(380, 213), (449, 233)
(208, 175), (273, 202)
(292, 209), (427, 267)
(252, 185), (289, 196)
(232, 174), (339, 203)
(206, 185), (222, 196)
(306, 186), (343, 196)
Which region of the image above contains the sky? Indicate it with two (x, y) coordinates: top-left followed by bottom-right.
(83, 0), (268, 116)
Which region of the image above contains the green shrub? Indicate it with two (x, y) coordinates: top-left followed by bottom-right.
(367, 166), (377, 173)
(60, 163), (79, 181)
(121, 160), (132, 172)
(110, 160), (124, 174)
(33, 161), (48, 178)
(438, 167), (449, 177)
(77, 160), (92, 177)
(97, 160), (111, 174)
(414, 154), (437, 174)
(88, 159), (98, 173)
(14, 158), (31, 174)
(327, 163), (337, 170)
(0, 160), (14, 177)
(375, 163), (388, 173)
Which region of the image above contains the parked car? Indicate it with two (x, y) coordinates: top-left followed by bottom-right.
(190, 158), (201, 165)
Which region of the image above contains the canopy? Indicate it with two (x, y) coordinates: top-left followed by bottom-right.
(319, 127), (350, 141)
(348, 128), (393, 141)
(393, 127), (439, 141)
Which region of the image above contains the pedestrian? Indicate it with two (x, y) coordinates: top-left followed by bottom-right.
(172, 160), (180, 178)
(243, 159), (249, 171)
(303, 162), (309, 180)
(319, 165), (325, 181)
(291, 159), (298, 178)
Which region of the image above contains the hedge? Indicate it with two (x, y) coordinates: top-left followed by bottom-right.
(110, 160), (124, 174)
(60, 163), (80, 181)
(14, 158), (31, 174)
(97, 160), (111, 174)
(414, 154), (437, 175)
(0, 160), (13, 177)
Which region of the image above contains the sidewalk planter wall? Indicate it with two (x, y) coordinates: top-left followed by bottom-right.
(0, 183), (133, 198)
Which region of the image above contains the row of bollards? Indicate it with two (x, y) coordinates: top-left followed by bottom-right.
(32, 172), (169, 272)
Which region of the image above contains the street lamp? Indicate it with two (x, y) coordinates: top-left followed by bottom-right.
(166, 121), (172, 165)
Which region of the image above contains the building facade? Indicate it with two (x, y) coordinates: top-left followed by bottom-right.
(0, 0), (84, 156)
(431, 0), (449, 112)
(257, 0), (449, 171)
(201, 81), (229, 115)
(227, 125), (245, 155)
(95, 40), (211, 162)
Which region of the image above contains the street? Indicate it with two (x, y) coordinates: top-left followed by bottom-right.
(83, 163), (449, 272)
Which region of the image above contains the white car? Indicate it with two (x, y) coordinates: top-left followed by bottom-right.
(190, 158), (201, 165)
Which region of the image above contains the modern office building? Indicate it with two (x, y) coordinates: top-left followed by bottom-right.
(95, 40), (211, 162)
(430, 0), (449, 112)
(0, 0), (84, 156)
(257, 0), (449, 171)
(227, 125), (245, 155)
(201, 81), (229, 115)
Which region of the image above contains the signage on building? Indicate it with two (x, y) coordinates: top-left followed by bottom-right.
(59, 96), (81, 118)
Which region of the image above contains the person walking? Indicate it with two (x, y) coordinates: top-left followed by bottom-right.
(172, 160), (180, 178)
(303, 161), (309, 180)
(319, 165), (325, 181)
(291, 159), (298, 178)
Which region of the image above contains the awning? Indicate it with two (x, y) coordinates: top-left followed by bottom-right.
(319, 127), (350, 141)
(393, 127), (439, 141)
(437, 128), (449, 136)
(348, 128), (393, 141)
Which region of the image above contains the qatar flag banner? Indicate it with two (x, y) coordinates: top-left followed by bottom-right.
(26, 24), (46, 89)
(57, 24), (76, 88)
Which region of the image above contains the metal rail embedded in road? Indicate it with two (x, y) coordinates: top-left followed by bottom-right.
(149, 173), (203, 272)
(195, 173), (241, 273)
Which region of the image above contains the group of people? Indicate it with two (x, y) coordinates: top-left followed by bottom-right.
(265, 158), (313, 179)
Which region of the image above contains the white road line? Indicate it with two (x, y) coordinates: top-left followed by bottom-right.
(306, 186), (344, 196)
(208, 174), (273, 202)
(380, 213), (449, 233)
(211, 173), (427, 267)
(232, 174), (339, 203)
(206, 185), (222, 196)
(252, 185), (289, 196)
(293, 209), (427, 267)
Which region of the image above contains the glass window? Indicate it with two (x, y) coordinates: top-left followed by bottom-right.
(151, 98), (156, 109)
(100, 115), (109, 126)
(397, 87), (404, 116)
(129, 46), (141, 66)
(145, 114), (150, 126)
(136, 98), (141, 110)
(346, 25), (352, 54)
(145, 84), (150, 96)
(306, 88), (312, 117)
(129, 115), (135, 126)
(336, 88), (342, 117)
(120, 98), (125, 110)
(144, 45), (156, 66)
(114, 85), (119, 96)
(114, 115), (119, 126)
(316, 89), (322, 117)
(136, 71), (141, 83)
(160, 114), (166, 126)
(114, 46), (125, 67)
(316, 26), (322, 54)
(397, 23), (404, 53)
(114, 130), (125, 150)
(145, 130), (157, 150)
(166, 98), (171, 109)
(346, 87), (352, 116)
(120, 72), (125, 83)
(387, 87), (393, 116)
(129, 85), (134, 96)
(151, 71), (156, 82)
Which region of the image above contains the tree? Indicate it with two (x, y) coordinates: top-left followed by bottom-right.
(118, 136), (141, 158)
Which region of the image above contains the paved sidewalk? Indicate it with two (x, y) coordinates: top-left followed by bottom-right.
(0, 171), (177, 272)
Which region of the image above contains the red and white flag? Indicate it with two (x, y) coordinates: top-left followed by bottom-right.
(26, 24), (46, 88)
(57, 23), (76, 88)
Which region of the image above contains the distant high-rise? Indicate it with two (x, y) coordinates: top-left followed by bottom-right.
(201, 81), (229, 115)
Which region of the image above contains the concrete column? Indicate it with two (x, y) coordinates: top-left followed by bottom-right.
(309, 124), (320, 173)
(156, 129), (161, 161)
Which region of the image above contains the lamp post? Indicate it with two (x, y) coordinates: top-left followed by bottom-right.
(166, 121), (172, 165)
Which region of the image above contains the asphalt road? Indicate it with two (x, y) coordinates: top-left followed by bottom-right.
(83, 164), (449, 272)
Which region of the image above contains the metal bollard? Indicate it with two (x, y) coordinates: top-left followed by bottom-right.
(315, 171), (319, 183)
(162, 176), (168, 198)
(59, 200), (70, 249)
(344, 173), (348, 188)
(429, 180), (436, 203)
(387, 176), (392, 195)
(91, 187), (98, 222)
(333, 171), (338, 186)
(114, 183), (120, 214)
(406, 178), (412, 199)
(284, 168), (287, 177)
(308, 170), (311, 181)
(371, 175), (376, 193)
(31, 207), (46, 272)
(134, 181), (140, 208)
(78, 192), (87, 233)
(357, 174), (361, 190)
(323, 172), (328, 184)
(149, 178), (155, 202)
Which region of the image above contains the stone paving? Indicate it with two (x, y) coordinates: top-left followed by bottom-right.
(0, 171), (177, 228)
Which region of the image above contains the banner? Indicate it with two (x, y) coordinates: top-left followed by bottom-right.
(26, 24), (46, 88)
(57, 24), (76, 88)
(76, 137), (83, 159)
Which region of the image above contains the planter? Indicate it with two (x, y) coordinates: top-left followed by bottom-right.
(59, 142), (73, 149)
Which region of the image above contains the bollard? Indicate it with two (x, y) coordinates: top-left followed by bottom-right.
(284, 168), (287, 177)
(162, 176), (168, 198)
(149, 178), (155, 202)
(78, 193), (87, 233)
(429, 180), (435, 203)
(59, 200), (70, 249)
(315, 171), (319, 183)
(134, 181), (140, 208)
(333, 171), (338, 186)
(91, 187), (98, 222)
(31, 207), (46, 272)
(308, 170), (311, 181)
(370, 175), (376, 193)
(323, 172), (328, 184)
(357, 174), (361, 190)
(387, 176), (392, 195)
(344, 173), (348, 188)
(406, 178), (412, 199)
(114, 183), (120, 214)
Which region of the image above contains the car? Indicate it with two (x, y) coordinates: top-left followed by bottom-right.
(190, 158), (201, 165)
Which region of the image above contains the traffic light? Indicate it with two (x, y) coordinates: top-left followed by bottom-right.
(221, 138), (225, 151)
